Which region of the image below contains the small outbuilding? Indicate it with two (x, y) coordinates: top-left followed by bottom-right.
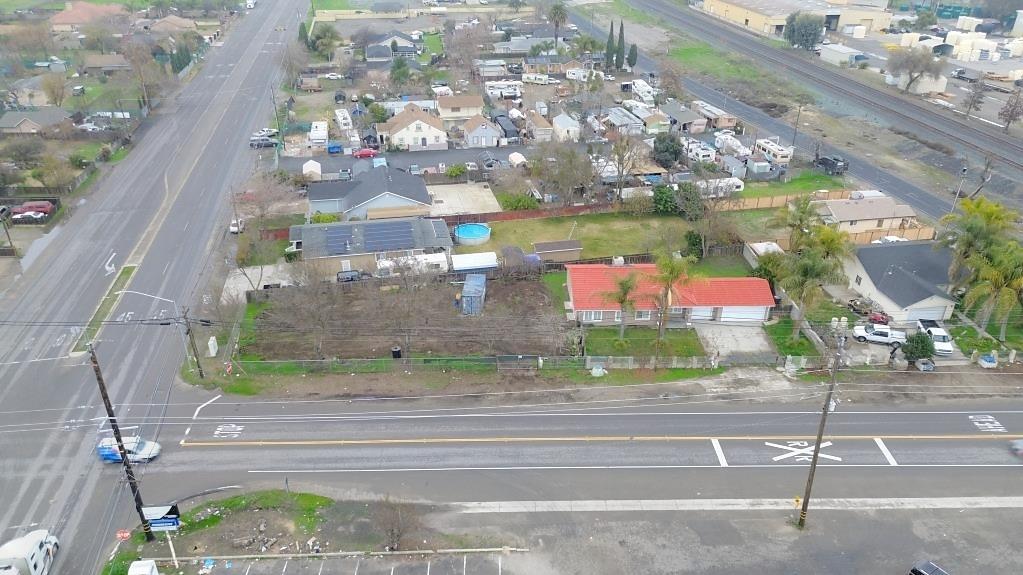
(460, 273), (487, 316)
(533, 240), (583, 262)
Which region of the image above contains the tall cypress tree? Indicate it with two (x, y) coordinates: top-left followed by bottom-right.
(605, 21), (615, 72)
(627, 43), (638, 69)
(615, 21), (625, 71)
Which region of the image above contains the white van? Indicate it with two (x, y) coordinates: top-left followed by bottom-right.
(0, 530), (59, 575)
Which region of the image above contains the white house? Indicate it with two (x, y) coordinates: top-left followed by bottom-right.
(437, 95), (485, 129)
(525, 110), (553, 142)
(461, 115), (502, 148)
(552, 113), (580, 141)
(375, 104), (447, 152)
(843, 241), (956, 323)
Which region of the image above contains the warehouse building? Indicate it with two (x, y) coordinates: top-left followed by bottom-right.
(700, 0), (893, 36)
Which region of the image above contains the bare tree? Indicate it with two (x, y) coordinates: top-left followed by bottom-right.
(886, 47), (943, 93)
(961, 80), (986, 119)
(530, 142), (593, 205)
(124, 42), (160, 107)
(655, 56), (686, 101)
(81, 22), (117, 54)
(349, 27), (374, 52)
(282, 40), (310, 86)
(608, 135), (643, 201)
(967, 154), (996, 199)
(998, 88), (1023, 133)
(262, 282), (349, 359)
(373, 497), (422, 552)
(236, 172), (294, 227)
(40, 74), (67, 107)
(446, 25), (490, 69)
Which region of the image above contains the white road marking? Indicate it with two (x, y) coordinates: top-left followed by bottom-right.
(874, 437), (898, 466)
(182, 395), (222, 444)
(452, 497), (1023, 513)
(766, 441), (841, 462)
(248, 463), (1021, 473)
(711, 438), (728, 467)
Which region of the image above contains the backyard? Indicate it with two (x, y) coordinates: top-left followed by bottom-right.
(419, 32), (443, 64)
(764, 318), (818, 357)
(740, 171), (845, 199)
(454, 212), (688, 258)
(724, 208), (786, 242)
(691, 254), (749, 277)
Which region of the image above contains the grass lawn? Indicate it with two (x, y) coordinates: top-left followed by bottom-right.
(691, 255), (749, 277)
(108, 146), (129, 163)
(740, 171), (845, 199)
(64, 79), (140, 114)
(724, 208), (785, 242)
(455, 212), (688, 258)
(764, 319), (818, 356)
(542, 271), (569, 314)
(669, 40), (763, 82)
(949, 325), (1000, 356)
(311, 0), (351, 9)
(585, 327), (706, 357)
(420, 32), (443, 64)
(75, 141), (104, 162)
(806, 299), (851, 323)
(588, 0), (657, 25)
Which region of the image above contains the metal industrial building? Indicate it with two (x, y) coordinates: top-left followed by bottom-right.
(699, 0), (893, 36)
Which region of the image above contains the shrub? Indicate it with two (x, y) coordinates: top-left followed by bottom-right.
(310, 212), (339, 223)
(497, 192), (539, 211)
(901, 332), (935, 364)
(69, 153), (89, 169)
(97, 146), (112, 162)
(445, 164), (467, 178)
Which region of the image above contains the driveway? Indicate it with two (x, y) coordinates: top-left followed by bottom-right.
(428, 182), (502, 216)
(694, 324), (777, 365)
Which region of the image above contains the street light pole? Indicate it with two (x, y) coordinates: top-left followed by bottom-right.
(88, 344), (155, 542)
(948, 166), (968, 215)
(797, 323), (845, 529)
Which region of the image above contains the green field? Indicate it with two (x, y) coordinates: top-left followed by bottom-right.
(420, 32), (443, 64)
(724, 208), (785, 242)
(669, 40), (763, 81)
(764, 319), (818, 357)
(691, 255), (750, 277)
(741, 171), (845, 199)
(454, 212), (688, 258)
(311, 0), (352, 9)
(542, 271), (569, 314)
(585, 327), (705, 357)
(588, 0), (657, 26)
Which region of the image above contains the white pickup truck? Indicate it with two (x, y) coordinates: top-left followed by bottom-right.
(917, 319), (954, 355)
(853, 323), (907, 347)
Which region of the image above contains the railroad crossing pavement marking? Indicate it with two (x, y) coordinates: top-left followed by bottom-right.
(766, 441), (841, 462)
(711, 438), (728, 467)
(874, 437), (898, 466)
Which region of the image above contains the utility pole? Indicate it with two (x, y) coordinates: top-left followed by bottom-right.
(182, 308), (206, 379)
(948, 166), (968, 216)
(797, 325), (845, 529)
(0, 209), (15, 256)
(88, 345), (155, 542)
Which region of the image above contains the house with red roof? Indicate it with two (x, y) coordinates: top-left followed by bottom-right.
(49, 1), (127, 33)
(565, 263), (775, 325)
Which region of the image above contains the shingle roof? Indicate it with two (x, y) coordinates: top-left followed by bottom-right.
(307, 165), (431, 213)
(659, 101), (703, 125)
(50, 1), (125, 25)
(814, 196), (917, 223)
(0, 108), (71, 129)
(378, 103), (444, 133)
(365, 45), (392, 59)
(291, 217), (452, 259)
(83, 54), (130, 69)
(462, 114), (498, 134)
(526, 109), (551, 129)
(552, 113), (579, 129)
(566, 264), (774, 311)
(438, 95), (484, 110)
(855, 241), (954, 308)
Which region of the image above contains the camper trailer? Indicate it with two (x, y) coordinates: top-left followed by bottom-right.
(0, 531), (59, 575)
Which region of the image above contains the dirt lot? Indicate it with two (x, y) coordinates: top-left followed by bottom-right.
(244, 276), (567, 360)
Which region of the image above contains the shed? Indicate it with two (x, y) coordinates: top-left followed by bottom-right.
(451, 251), (499, 273)
(302, 160), (322, 179)
(819, 44), (864, 67)
(533, 240), (582, 262)
(460, 273), (487, 316)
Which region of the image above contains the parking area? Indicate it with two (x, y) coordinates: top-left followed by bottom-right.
(161, 554), (507, 575)
(695, 324), (777, 364)
(428, 183), (502, 216)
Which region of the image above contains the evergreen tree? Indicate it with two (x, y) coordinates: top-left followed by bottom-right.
(605, 21), (615, 71)
(627, 43), (637, 69)
(298, 21), (308, 46)
(615, 21), (625, 71)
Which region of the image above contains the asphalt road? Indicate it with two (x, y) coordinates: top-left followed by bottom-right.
(0, 1), (302, 571)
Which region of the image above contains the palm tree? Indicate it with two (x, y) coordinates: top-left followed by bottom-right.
(548, 2), (568, 55)
(772, 194), (820, 252)
(779, 249), (846, 342)
(604, 273), (638, 342)
(941, 197), (1019, 290)
(963, 243), (1023, 340)
(651, 251), (697, 341)
(812, 225), (853, 263)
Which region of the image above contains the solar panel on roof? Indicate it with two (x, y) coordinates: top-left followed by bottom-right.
(363, 221), (415, 252)
(431, 220), (448, 238)
(324, 226), (354, 255)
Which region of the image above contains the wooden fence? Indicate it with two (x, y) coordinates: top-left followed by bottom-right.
(772, 225), (936, 249)
(718, 189), (850, 212)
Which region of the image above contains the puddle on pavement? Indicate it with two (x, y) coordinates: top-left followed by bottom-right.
(19, 224), (63, 271)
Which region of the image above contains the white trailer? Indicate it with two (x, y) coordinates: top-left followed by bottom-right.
(522, 73), (553, 85)
(0, 531), (59, 575)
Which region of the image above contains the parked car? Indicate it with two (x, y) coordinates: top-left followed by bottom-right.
(76, 123), (101, 132)
(229, 218), (244, 234)
(323, 72), (342, 80)
(853, 324), (907, 347)
(906, 560), (950, 575)
(12, 211), (46, 222)
(337, 270), (369, 282)
(408, 164), (422, 175)
(252, 128), (279, 138)
(13, 201), (54, 215)
(353, 148), (378, 159)
(1010, 439), (1023, 457)
(249, 137), (279, 149)
(338, 168), (353, 181)
(915, 358), (935, 372)
(917, 319), (954, 355)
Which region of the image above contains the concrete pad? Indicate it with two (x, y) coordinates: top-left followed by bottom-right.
(695, 324), (776, 363)
(428, 183), (501, 216)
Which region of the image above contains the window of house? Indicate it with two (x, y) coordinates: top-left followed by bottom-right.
(434, 136), (440, 143)
(398, 137), (405, 144)
(848, 220), (858, 226)
(855, 275), (862, 286)
(415, 123), (422, 132)
(614, 310), (622, 322)
(669, 306), (684, 314)
(876, 218), (884, 228)
(580, 310), (601, 322)
(451, 106), (461, 112)
(635, 310), (651, 321)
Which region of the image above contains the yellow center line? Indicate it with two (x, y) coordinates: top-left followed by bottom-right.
(179, 434), (1023, 447)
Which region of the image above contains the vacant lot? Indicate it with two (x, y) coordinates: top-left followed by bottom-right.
(242, 276), (566, 360)
(741, 171), (845, 199)
(455, 212), (689, 258)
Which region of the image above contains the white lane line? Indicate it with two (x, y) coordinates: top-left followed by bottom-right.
(247, 463), (1021, 473)
(452, 497), (1023, 513)
(875, 437), (898, 466)
(181, 395), (222, 444)
(711, 438), (728, 467)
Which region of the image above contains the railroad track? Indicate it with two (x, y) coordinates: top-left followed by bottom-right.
(638, 0), (1023, 173)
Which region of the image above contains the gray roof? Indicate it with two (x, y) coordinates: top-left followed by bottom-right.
(552, 113), (579, 129)
(365, 45), (392, 59)
(373, 30), (418, 45)
(855, 241), (954, 308)
(605, 107), (643, 127)
(291, 217), (453, 259)
(307, 165), (431, 213)
(0, 108), (71, 129)
(659, 102), (703, 125)
(494, 37), (553, 53)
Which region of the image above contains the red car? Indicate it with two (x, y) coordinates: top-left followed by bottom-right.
(353, 148), (378, 159)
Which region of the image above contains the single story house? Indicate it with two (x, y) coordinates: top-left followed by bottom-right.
(552, 112), (580, 141)
(565, 263), (775, 324)
(0, 109), (72, 134)
(631, 107), (670, 134)
(307, 165), (431, 220)
(603, 107), (645, 136)
(83, 54), (131, 75)
(437, 95), (484, 129)
(375, 104), (447, 152)
(690, 100), (737, 129)
(372, 30), (418, 49)
(287, 217), (453, 276)
(525, 110), (553, 142)
(365, 45), (393, 62)
(660, 101), (708, 134)
(149, 14), (198, 34)
(522, 56), (581, 75)
(813, 195), (918, 233)
(462, 115), (502, 148)
(843, 241), (956, 322)
(533, 240), (582, 262)
(50, 1), (126, 32)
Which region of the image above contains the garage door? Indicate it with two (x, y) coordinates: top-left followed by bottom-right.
(719, 306), (768, 322)
(906, 307), (948, 322)
(690, 307), (714, 321)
